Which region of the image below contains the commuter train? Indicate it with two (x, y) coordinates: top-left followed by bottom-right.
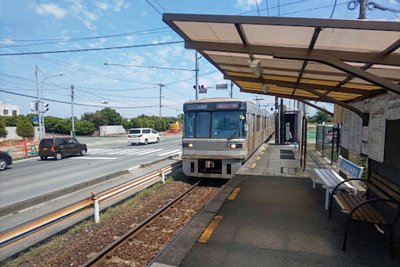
(182, 98), (274, 179)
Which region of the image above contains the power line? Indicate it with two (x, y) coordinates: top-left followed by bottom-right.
(2, 27), (170, 43)
(0, 40), (184, 56)
(104, 62), (195, 72)
(146, 0), (162, 14)
(238, 0), (306, 15)
(265, 0), (270, 15)
(255, 0), (261, 16)
(330, 0), (338, 18)
(280, 1), (348, 16)
(0, 88), (162, 109)
(0, 28), (172, 48)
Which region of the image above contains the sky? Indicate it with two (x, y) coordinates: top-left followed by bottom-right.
(0, 0), (399, 119)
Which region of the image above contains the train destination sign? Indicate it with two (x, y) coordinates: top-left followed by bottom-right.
(185, 104), (208, 111)
(216, 103), (239, 109)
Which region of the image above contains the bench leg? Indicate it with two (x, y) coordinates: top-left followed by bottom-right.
(390, 225), (394, 259)
(342, 216), (352, 252)
(325, 188), (329, 210)
(329, 193), (334, 219)
(312, 172), (316, 189)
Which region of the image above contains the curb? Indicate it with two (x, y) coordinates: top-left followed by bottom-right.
(0, 155), (181, 217)
(0, 170), (128, 217)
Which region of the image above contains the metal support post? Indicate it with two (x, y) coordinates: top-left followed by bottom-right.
(195, 51), (199, 100)
(359, 0), (367, 19)
(35, 65), (42, 140)
(92, 192), (100, 223)
(230, 81), (233, 98)
(71, 85), (75, 137)
(161, 169), (165, 184)
(159, 84), (163, 119)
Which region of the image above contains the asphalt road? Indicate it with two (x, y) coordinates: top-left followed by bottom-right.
(0, 134), (182, 209)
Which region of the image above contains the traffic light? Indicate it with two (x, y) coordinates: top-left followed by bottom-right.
(30, 101), (38, 112)
(43, 103), (49, 113)
(199, 85), (207, 94)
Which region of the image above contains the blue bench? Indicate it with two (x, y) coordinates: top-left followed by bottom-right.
(313, 156), (364, 210)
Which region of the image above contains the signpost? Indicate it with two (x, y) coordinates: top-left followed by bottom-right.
(216, 83), (228, 90)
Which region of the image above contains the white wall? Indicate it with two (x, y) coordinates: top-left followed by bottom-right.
(99, 125), (126, 136)
(4, 126), (40, 140)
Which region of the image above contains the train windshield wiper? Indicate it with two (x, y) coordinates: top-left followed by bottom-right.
(227, 130), (239, 140)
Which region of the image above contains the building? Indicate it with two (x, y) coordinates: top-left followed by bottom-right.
(0, 102), (19, 116)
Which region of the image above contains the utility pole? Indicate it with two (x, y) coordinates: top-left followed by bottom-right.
(359, 0), (367, 19)
(71, 85), (75, 137)
(35, 65), (42, 140)
(195, 51), (199, 100)
(159, 84), (164, 119)
(230, 81), (233, 98)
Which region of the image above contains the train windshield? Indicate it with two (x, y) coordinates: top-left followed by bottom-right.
(184, 111), (245, 139)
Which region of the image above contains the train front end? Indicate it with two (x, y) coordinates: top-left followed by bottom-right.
(182, 99), (248, 179)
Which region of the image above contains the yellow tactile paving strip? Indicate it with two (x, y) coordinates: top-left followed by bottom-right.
(198, 215), (224, 244)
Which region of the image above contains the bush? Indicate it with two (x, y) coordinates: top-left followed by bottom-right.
(0, 118), (7, 138)
(75, 121), (95, 135)
(16, 118), (34, 138)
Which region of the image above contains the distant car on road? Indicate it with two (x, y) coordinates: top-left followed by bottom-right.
(128, 128), (160, 145)
(0, 151), (12, 171)
(38, 137), (87, 160)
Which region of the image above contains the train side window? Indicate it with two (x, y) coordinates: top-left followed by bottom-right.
(184, 112), (195, 138)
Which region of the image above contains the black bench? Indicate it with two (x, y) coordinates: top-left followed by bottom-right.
(329, 172), (400, 257)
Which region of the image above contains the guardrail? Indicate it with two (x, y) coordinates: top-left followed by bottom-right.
(0, 161), (182, 248)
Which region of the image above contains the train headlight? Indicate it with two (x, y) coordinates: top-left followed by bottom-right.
(188, 143), (193, 148)
(230, 143), (237, 149)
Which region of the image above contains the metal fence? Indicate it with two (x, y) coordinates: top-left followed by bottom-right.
(315, 124), (341, 164)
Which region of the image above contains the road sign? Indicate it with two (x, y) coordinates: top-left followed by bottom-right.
(216, 83), (228, 90)
(33, 116), (39, 125)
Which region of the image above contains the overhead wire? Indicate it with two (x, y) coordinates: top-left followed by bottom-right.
(0, 88), (161, 109)
(0, 40), (184, 56)
(330, 0), (338, 18)
(0, 28), (172, 48)
(280, 1), (348, 16)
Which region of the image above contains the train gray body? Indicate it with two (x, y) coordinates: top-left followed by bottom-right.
(182, 98), (274, 179)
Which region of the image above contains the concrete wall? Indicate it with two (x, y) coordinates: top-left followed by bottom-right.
(4, 126), (40, 140)
(99, 125), (126, 136)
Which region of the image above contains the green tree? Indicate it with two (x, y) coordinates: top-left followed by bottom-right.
(308, 111), (332, 124)
(16, 118), (34, 138)
(3, 115), (20, 126)
(0, 118), (7, 138)
(99, 108), (122, 125)
(75, 121), (95, 135)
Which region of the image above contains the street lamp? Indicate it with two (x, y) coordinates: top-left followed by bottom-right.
(39, 72), (64, 139)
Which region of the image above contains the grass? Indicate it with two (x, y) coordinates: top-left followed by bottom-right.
(2, 173), (181, 266)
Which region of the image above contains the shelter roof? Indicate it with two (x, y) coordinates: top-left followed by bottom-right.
(163, 14), (400, 116)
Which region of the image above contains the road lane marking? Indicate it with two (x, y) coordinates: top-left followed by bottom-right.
(250, 163), (257, 168)
(71, 157), (117, 160)
(198, 215), (223, 244)
(228, 187), (241, 200)
(159, 149), (181, 156)
(137, 149), (163, 155)
(256, 156), (261, 161)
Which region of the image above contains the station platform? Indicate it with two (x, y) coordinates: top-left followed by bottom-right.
(151, 143), (398, 267)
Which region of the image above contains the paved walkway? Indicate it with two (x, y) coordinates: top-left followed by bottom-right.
(152, 143), (398, 267)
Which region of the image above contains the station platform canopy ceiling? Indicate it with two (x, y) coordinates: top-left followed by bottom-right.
(163, 14), (400, 117)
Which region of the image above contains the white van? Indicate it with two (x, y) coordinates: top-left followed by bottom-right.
(128, 128), (160, 145)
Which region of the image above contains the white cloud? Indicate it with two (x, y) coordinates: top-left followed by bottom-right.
(95, 2), (110, 10)
(36, 3), (67, 19)
(69, 0), (98, 30)
(113, 0), (130, 12)
(235, 0), (263, 10)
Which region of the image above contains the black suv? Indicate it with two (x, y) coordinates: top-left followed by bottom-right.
(38, 137), (87, 160)
(0, 151), (12, 171)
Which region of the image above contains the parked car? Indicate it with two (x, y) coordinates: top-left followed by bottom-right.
(0, 151), (12, 171)
(38, 137), (87, 160)
(128, 128), (160, 145)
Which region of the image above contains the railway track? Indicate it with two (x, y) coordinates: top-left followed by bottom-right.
(82, 179), (223, 267)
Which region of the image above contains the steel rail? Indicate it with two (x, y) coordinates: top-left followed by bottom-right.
(0, 162), (181, 248)
(82, 180), (201, 267)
